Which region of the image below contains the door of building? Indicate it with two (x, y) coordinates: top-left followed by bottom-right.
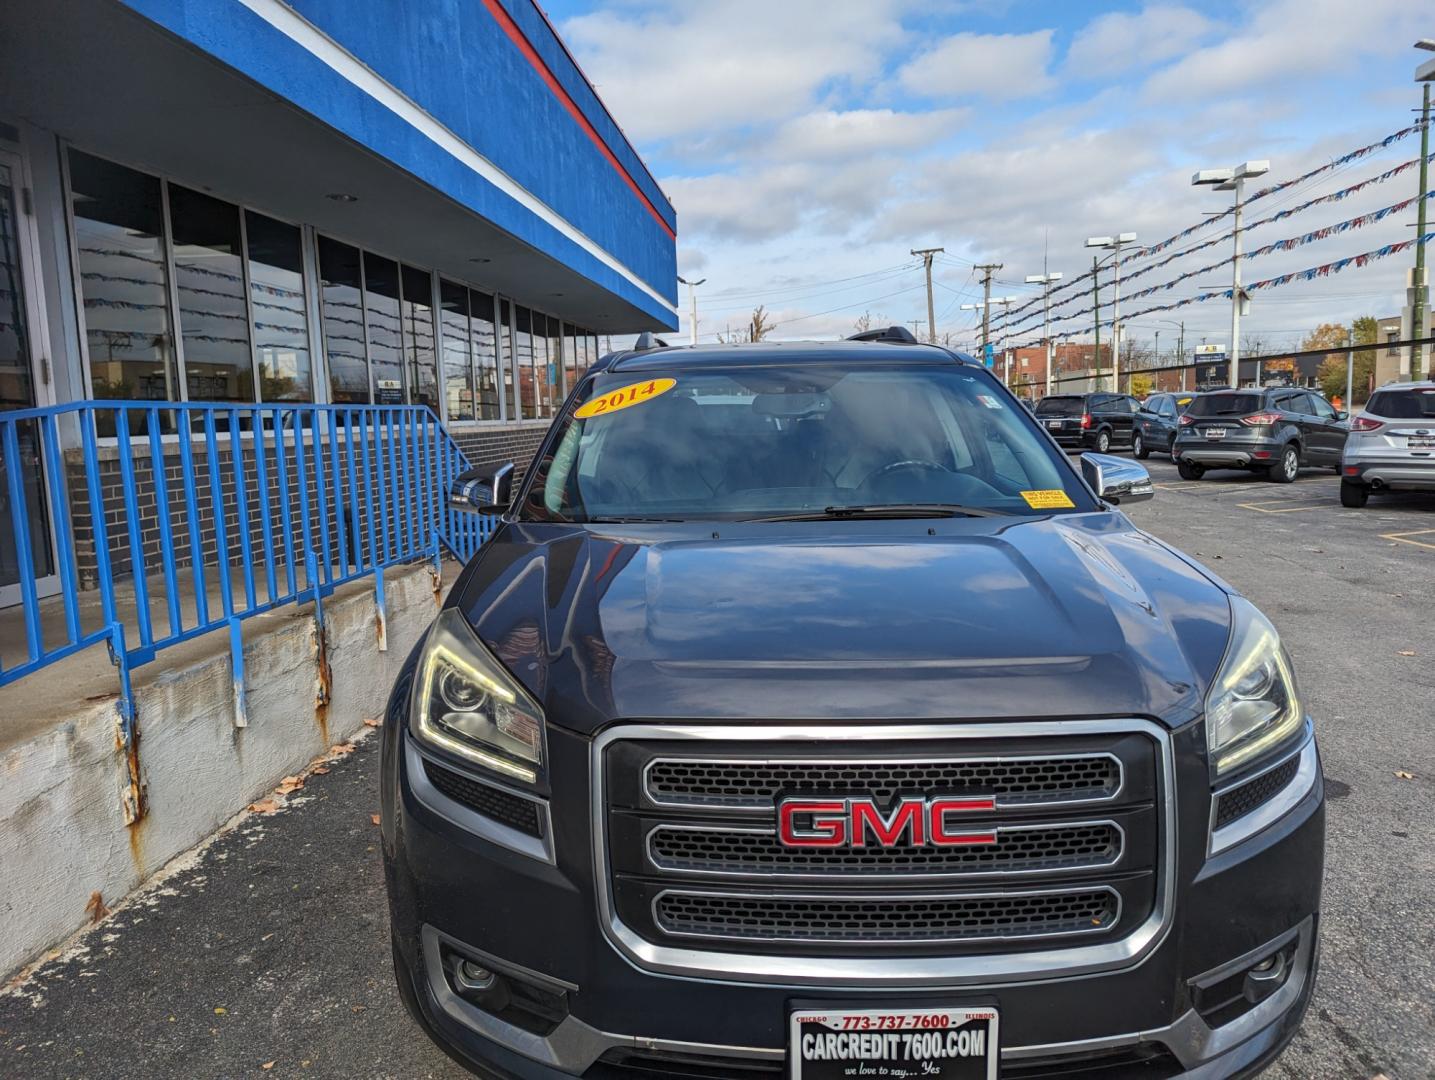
(0, 147), (59, 608)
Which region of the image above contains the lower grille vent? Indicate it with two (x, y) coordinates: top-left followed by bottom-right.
(653, 888), (1119, 944)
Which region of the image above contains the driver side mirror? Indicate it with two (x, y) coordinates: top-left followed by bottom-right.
(1081, 453), (1154, 505)
(1335, 409), (1349, 422)
(450, 462), (514, 514)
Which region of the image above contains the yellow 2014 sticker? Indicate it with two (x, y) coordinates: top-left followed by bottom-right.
(574, 378), (677, 419)
(1021, 489), (1076, 510)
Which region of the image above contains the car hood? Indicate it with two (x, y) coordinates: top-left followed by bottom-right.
(452, 514), (1232, 734)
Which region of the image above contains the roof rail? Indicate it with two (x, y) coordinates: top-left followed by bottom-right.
(632, 331), (670, 351)
(846, 325), (919, 345)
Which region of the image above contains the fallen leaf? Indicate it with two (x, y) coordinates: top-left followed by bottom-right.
(328, 742), (355, 758)
(310, 766), (330, 775)
(84, 891), (110, 924)
(363, 718), (382, 728)
(370, 813), (381, 826)
(1395, 771), (1415, 780)
(248, 799), (279, 815)
(262, 1063), (276, 1071)
(275, 775), (305, 796)
(1397, 650), (1416, 657)
(214, 1006), (227, 1015)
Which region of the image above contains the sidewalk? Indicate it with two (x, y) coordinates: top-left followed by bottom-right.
(0, 732), (464, 1080)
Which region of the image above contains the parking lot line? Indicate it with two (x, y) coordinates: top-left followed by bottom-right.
(1236, 500), (1331, 514)
(1380, 528), (1435, 551)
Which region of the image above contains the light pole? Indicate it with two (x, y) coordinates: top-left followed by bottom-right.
(961, 295), (1018, 374)
(1085, 233), (1137, 392)
(1410, 40), (1434, 380)
(1024, 271), (1064, 396)
(1193, 160), (1270, 388)
(677, 275), (706, 346)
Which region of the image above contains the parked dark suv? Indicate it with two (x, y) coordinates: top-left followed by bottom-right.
(1173, 387), (1348, 482)
(1135, 392), (1201, 460)
(383, 333), (1323, 1080)
(1035, 392), (1141, 453)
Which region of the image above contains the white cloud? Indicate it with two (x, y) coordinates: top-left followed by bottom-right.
(897, 31), (1055, 101)
(1064, 5), (1216, 76)
(561, 0), (911, 142)
(768, 109), (967, 162)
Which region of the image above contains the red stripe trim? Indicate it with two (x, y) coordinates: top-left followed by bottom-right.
(479, 0), (676, 241)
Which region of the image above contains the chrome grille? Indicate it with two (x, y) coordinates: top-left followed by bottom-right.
(654, 887), (1120, 944)
(647, 822), (1121, 878)
(644, 754), (1121, 811)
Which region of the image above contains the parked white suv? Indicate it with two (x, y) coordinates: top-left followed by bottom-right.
(1340, 382), (1435, 507)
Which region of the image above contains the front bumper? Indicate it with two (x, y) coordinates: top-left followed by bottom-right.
(386, 725), (1324, 1079)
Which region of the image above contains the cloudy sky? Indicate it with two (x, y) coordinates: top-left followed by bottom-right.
(547, 0), (1431, 355)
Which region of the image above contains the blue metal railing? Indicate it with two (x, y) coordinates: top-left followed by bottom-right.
(0, 401), (496, 818)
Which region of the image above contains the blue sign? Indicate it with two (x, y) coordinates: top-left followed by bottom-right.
(983, 343), (994, 367)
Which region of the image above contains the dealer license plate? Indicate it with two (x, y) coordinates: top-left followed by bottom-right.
(1204, 426), (1228, 440)
(1045, 420), (1062, 430)
(789, 1006), (999, 1080)
(1408, 435), (1435, 449)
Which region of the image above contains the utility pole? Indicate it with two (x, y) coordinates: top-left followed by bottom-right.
(960, 294), (1017, 371)
(974, 263), (1003, 361)
(1410, 75), (1431, 380)
(908, 318), (925, 339)
(1194, 161), (1270, 388)
(1091, 255), (1101, 390)
(911, 247), (944, 344)
(1345, 328), (1355, 410)
(1085, 233), (1137, 391)
(677, 276), (706, 346)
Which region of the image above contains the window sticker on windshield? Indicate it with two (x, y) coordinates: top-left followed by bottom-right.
(574, 378), (677, 419)
(1021, 489), (1076, 510)
(977, 394), (1004, 409)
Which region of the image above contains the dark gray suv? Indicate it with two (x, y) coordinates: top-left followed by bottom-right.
(1173, 388), (1348, 482)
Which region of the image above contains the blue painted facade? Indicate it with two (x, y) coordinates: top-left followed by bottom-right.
(117, 0), (678, 327)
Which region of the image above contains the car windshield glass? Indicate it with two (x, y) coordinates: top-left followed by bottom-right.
(1365, 388), (1435, 419)
(1186, 392), (1263, 417)
(523, 364), (1094, 522)
(1034, 396), (1084, 416)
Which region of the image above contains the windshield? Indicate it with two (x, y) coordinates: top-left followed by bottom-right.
(522, 364), (1094, 522)
(1187, 392), (1263, 417)
(1035, 396), (1084, 416)
(1365, 388), (1435, 419)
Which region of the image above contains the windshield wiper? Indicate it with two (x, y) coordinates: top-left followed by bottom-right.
(584, 515), (690, 523)
(745, 503), (1009, 522)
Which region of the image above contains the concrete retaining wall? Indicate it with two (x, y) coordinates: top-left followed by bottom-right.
(0, 561), (446, 978)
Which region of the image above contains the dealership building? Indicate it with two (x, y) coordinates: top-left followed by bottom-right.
(1, 0), (677, 601)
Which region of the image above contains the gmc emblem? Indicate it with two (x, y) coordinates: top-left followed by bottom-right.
(776, 796), (997, 849)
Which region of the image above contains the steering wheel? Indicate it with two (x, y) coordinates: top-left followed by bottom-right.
(860, 458), (951, 489)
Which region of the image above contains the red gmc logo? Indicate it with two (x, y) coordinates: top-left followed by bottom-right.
(776, 796), (997, 849)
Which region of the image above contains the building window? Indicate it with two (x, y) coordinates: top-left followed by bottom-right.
(439, 279), (474, 421)
(317, 236), (368, 403)
(67, 149), (178, 403)
(245, 211), (311, 401)
(532, 312), (551, 417)
(363, 253), (404, 404)
(470, 290), (501, 420)
(514, 306), (537, 419)
(401, 264), (437, 411)
(500, 300), (515, 419)
(1387, 330), (1399, 356)
(168, 184), (252, 402)
(564, 325), (580, 393)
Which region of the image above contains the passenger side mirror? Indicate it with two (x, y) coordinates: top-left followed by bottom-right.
(1081, 453), (1154, 505)
(450, 462), (514, 514)
(1335, 409), (1349, 422)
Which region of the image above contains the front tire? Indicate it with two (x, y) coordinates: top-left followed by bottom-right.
(1177, 460), (1205, 480)
(1133, 431), (1149, 459)
(1095, 429), (1111, 454)
(1340, 481), (1369, 508)
(1269, 444), (1299, 484)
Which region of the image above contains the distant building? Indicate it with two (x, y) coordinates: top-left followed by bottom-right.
(1373, 316), (1403, 387)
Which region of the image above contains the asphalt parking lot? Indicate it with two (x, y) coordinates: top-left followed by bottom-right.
(1, 455), (1431, 1080)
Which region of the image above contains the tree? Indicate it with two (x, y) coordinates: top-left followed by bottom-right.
(853, 311), (873, 335)
(1130, 373), (1154, 399)
(1310, 317), (1378, 404)
(749, 305), (775, 342)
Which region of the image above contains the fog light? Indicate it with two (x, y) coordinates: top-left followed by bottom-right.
(1252, 450), (1271, 459)
(454, 960), (496, 993)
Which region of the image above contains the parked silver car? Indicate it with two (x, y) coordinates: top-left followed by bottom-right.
(1340, 382), (1435, 507)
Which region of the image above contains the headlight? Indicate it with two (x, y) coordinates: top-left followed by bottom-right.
(411, 608), (546, 787)
(1206, 596), (1303, 777)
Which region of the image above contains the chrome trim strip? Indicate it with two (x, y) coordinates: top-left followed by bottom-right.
(641, 750), (1124, 814)
(592, 720), (1177, 987)
(1208, 727), (1318, 856)
(650, 884), (1122, 945)
(644, 819), (1128, 882)
(406, 739), (555, 865)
